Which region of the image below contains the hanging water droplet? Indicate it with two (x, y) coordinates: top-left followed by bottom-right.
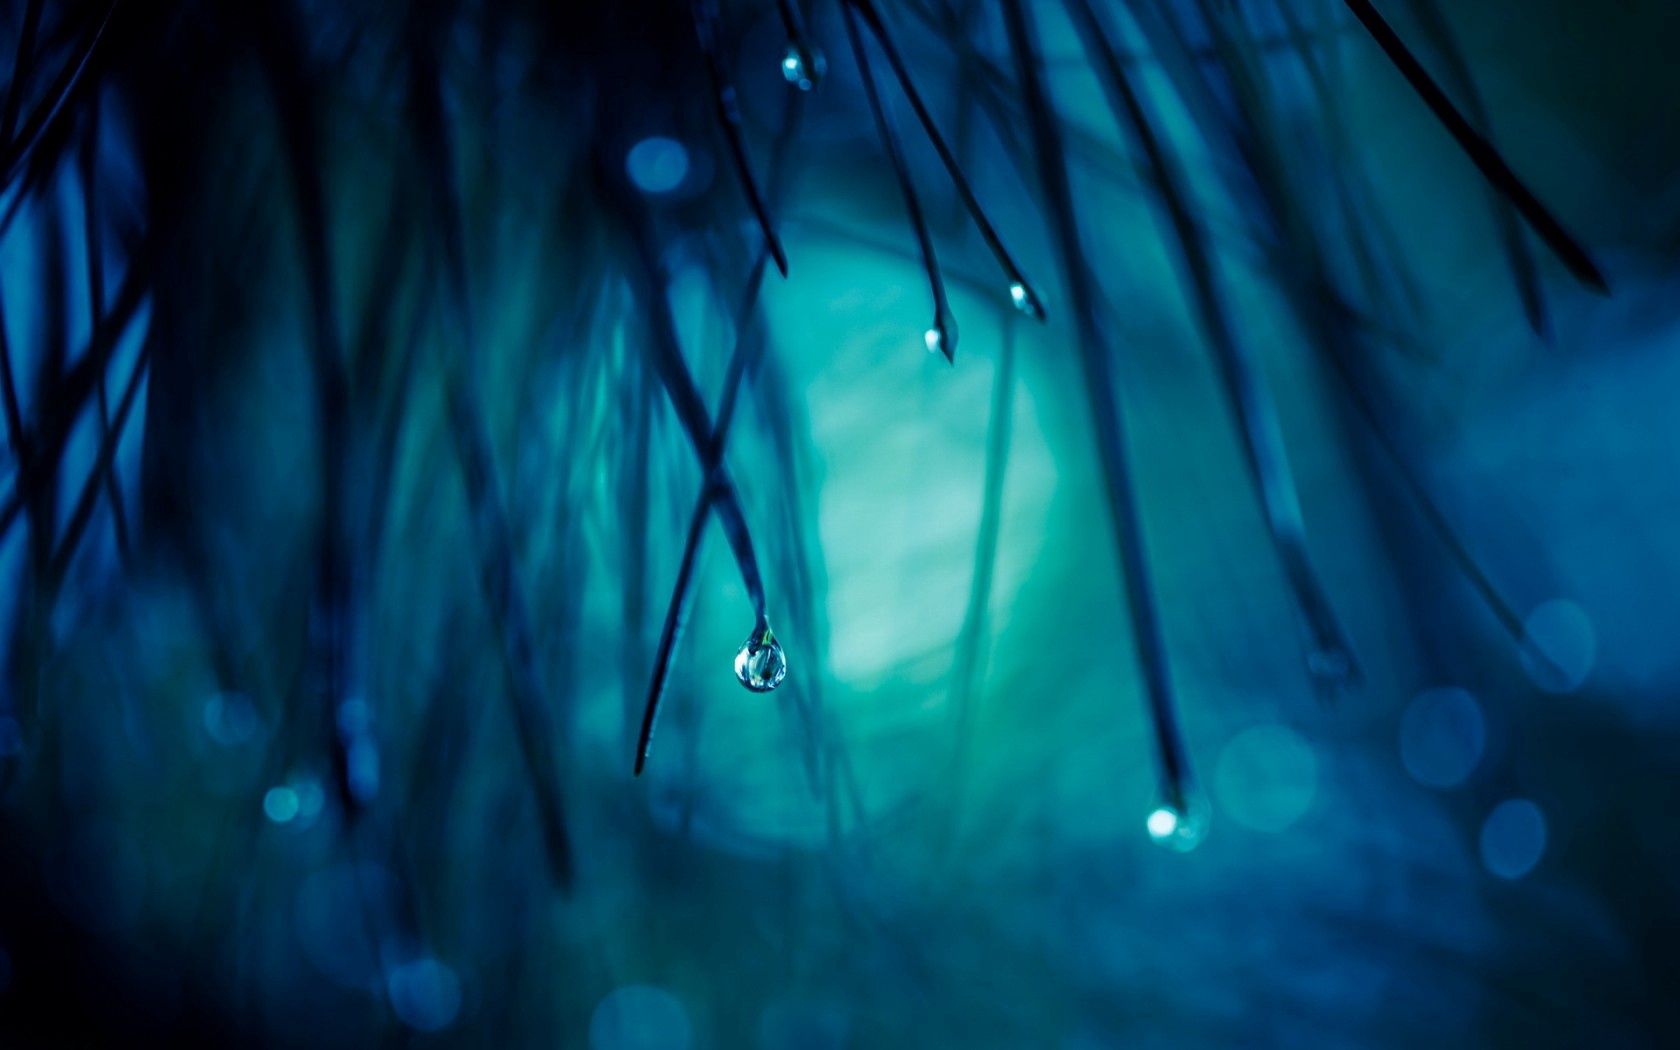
(780, 43), (827, 92)
(1145, 790), (1209, 852)
(923, 327), (944, 356)
(734, 625), (788, 692)
(1009, 281), (1044, 321)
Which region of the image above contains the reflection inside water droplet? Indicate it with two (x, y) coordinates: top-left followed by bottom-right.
(734, 625), (788, 692)
(1145, 790), (1208, 852)
(1008, 281), (1043, 320)
(780, 44), (826, 92)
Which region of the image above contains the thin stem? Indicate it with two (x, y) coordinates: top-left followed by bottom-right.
(1340, 0), (1607, 292)
(410, 39), (575, 887)
(1000, 0), (1192, 798)
(846, 0), (1045, 319)
(0, 0), (120, 191)
(1392, 0), (1548, 336)
(841, 0), (956, 361)
(45, 347), (148, 580)
(1067, 0), (1359, 686)
(692, 0), (789, 276)
(80, 95), (131, 560)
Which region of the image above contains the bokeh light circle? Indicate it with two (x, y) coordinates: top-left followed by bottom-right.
(387, 956), (463, 1033)
(1480, 798), (1547, 880)
(1399, 687), (1486, 789)
(1213, 724), (1319, 832)
(1520, 599), (1597, 694)
(625, 137), (690, 194)
(263, 785), (300, 824)
(589, 984), (692, 1050)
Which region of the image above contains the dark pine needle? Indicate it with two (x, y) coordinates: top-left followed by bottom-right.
(842, 0), (957, 361)
(1341, 0), (1609, 293)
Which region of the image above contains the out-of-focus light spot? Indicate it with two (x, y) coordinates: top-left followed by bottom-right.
(295, 863), (395, 989)
(263, 785), (300, 824)
(203, 691), (260, 747)
(1213, 724), (1319, 833)
(387, 956), (463, 1033)
(1399, 686), (1485, 789)
(267, 775), (324, 829)
(1480, 798), (1547, 880)
(626, 137), (689, 194)
(590, 984), (692, 1050)
(0, 714), (22, 757)
(347, 737), (379, 803)
(1521, 599), (1597, 694)
(1145, 793), (1207, 851)
(780, 44), (825, 91)
(336, 696), (372, 737)
(295, 777), (325, 822)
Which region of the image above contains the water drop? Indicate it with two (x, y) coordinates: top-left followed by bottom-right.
(923, 327), (943, 355)
(625, 136), (690, 195)
(734, 625), (788, 693)
(1009, 281), (1044, 321)
(1145, 790), (1208, 852)
(780, 44), (826, 92)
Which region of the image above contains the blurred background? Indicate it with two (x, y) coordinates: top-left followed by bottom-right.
(2, 0), (1679, 1045)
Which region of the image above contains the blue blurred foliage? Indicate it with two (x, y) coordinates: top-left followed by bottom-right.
(2, 0), (1680, 1046)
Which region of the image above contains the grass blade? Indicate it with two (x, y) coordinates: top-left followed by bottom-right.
(847, 0), (1045, 319)
(1068, 0), (1360, 687)
(692, 0), (789, 277)
(841, 0), (956, 361)
(1000, 0), (1194, 803)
